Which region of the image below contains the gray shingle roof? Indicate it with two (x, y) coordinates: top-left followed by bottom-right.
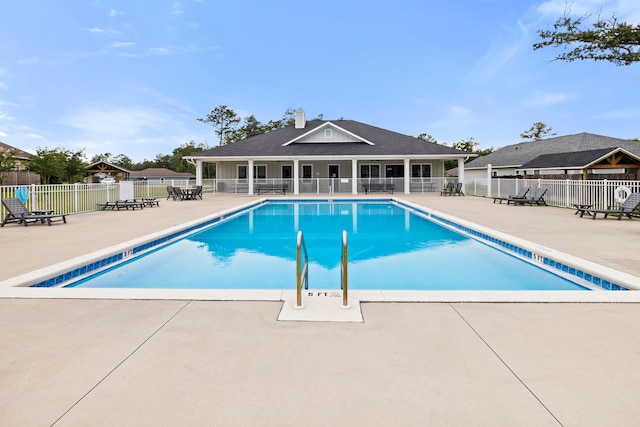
(519, 148), (618, 169)
(465, 133), (640, 169)
(193, 120), (469, 158)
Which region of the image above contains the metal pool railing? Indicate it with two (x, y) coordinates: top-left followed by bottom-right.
(341, 230), (349, 308)
(296, 230), (309, 308)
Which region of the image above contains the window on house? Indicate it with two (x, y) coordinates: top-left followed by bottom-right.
(411, 164), (431, 179)
(360, 164), (380, 179)
(302, 165), (312, 179)
(238, 165), (247, 179)
(324, 128), (332, 138)
(254, 164), (266, 181)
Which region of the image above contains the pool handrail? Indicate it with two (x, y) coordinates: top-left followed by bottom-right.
(296, 230), (309, 308)
(341, 230), (349, 308)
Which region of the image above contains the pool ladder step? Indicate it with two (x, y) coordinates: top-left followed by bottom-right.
(291, 230), (352, 311)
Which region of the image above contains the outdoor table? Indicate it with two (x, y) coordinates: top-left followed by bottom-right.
(180, 188), (196, 200)
(573, 204), (593, 217)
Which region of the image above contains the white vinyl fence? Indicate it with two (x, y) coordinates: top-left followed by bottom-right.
(2, 178), (639, 221)
(464, 177), (640, 209)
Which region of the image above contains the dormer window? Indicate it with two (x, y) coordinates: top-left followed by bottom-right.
(324, 129), (332, 138)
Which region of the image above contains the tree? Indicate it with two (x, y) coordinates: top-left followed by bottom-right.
(0, 146), (20, 185)
(170, 141), (208, 172)
(63, 149), (87, 183)
(534, 12), (640, 65)
(197, 105), (241, 146)
(111, 154), (134, 170)
(28, 147), (77, 184)
(416, 133), (438, 143)
(153, 153), (173, 169)
(520, 122), (557, 141)
(235, 115), (268, 140)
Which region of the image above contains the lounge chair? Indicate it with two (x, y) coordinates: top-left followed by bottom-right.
(97, 200), (145, 210)
(440, 182), (455, 196)
(1, 198), (67, 227)
(589, 193), (640, 220)
(452, 182), (464, 196)
(509, 188), (548, 206)
(493, 187), (529, 204)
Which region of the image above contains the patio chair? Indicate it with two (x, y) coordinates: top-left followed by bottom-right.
(166, 185), (178, 200)
(173, 187), (186, 201)
(440, 182), (455, 196)
(509, 188), (548, 206)
(452, 182), (464, 196)
(1, 198), (67, 227)
(192, 185), (203, 200)
(590, 193), (640, 220)
(493, 187), (529, 204)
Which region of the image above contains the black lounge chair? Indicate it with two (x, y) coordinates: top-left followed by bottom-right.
(1, 198), (67, 227)
(509, 188), (548, 206)
(97, 200), (145, 210)
(589, 193), (640, 220)
(452, 182), (464, 196)
(493, 187), (529, 204)
(440, 182), (455, 196)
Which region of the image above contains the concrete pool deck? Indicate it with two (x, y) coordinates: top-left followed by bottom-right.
(1, 193), (640, 425)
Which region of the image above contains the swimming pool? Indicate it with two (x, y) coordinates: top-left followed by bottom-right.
(63, 200), (593, 291)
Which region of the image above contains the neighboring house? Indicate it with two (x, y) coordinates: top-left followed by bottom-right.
(465, 133), (640, 180)
(518, 148), (640, 180)
(128, 168), (195, 182)
(0, 141), (40, 185)
(184, 109), (473, 195)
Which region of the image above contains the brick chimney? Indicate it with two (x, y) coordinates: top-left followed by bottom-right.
(295, 109), (306, 129)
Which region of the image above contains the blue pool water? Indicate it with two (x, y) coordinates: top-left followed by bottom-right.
(67, 201), (587, 291)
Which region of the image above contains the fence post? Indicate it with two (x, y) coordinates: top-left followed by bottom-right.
(74, 183), (79, 213)
(30, 183), (37, 210)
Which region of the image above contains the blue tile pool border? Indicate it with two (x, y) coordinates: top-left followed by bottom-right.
(31, 200), (270, 288)
(393, 200), (628, 291)
(31, 198), (627, 290)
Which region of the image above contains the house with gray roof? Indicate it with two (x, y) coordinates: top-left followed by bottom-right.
(185, 109), (473, 195)
(464, 133), (640, 180)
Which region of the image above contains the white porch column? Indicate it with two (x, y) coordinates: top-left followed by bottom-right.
(404, 158), (410, 194)
(457, 158), (465, 192)
(351, 159), (358, 194)
(293, 159), (300, 195)
(487, 164), (492, 197)
(195, 160), (203, 186)
(248, 159), (254, 195)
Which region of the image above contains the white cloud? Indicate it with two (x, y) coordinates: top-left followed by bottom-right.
(447, 105), (471, 117)
(57, 104), (210, 160)
(467, 20), (532, 81)
(108, 41), (136, 49)
(596, 108), (640, 119)
(148, 47), (170, 56)
(83, 27), (105, 34)
(523, 91), (572, 107)
(108, 9), (124, 17)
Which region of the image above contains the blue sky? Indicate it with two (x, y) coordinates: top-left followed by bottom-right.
(1, 0), (639, 161)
